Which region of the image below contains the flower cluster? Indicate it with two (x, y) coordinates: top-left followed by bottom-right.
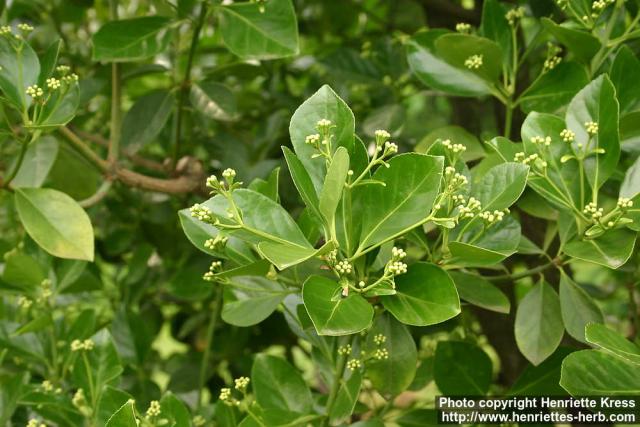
(464, 54), (483, 70)
(72, 388), (87, 409)
(386, 246), (408, 276)
(338, 344), (352, 355)
(204, 235), (228, 251)
(46, 77), (61, 90)
(346, 359), (362, 370)
(26, 85), (43, 99)
(203, 260), (223, 281)
(506, 7), (525, 25)
(190, 204), (213, 222)
(618, 197), (633, 209)
(388, 261), (408, 275)
(335, 260), (353, 275)
(27, 419), (46, 427)
(591, 0), (614, 17)
(373, 348), (389, 360)
(531, 135), (552, 147)
(234, 376), (250, 391)
(0, 25), (11, 35)
(585, 121), (598, 136)
(455, 22), (471, 33)
(444, 167), (468, 192)
(478, 209), (506, 225)
(305, 119), (336, 161)
(219, 388), (233, 405)
(17, 23), (34, 32)
(560, 129), (575, 142)
(206, 168), (242, 195)
(583, 202), (604, 220)
(457, 197), (482, 219)
(71, 339), (94, 352)
(373, 333), (386, 345)
(543, 56), (561, 71)
(193, 416), (207, 427)
(17, 296), (32, 309)
(146, 400), (161, 418)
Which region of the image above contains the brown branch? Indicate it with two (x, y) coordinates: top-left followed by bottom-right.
(73, 128), (167, 172)
(58, 127), (205, 195)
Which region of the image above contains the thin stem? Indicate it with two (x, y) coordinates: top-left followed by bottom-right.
(197, 287), (223, 410)
(2, 140), (28, 187)
(108, 0), (121, 167)
(172, 2), (208, 169)
(504, 102), (513, 139)
(324, 342), (349, 425)
(486, 259), (560, 282)
(628, 282), (639, 340)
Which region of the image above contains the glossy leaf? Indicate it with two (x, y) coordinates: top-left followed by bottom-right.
(319, 147), (349, 228)
(0, 37), (40, 111)
(620, 156), (640, 198)
(218, 0), (299, 60)
(329, 369), (362, 424)
(509, 347), (572, 396)
(518, 62), (589, 113)
(566, 75), (619, 192)
(31, 84), (80, 129)
(559, 274), (603, 342)
(15, 188), (94, 261)
(415, 125), (484, 162)
(381, 263), (460, 326)
(473, 162), (528, 211)
(564, 229), (635, 269)
(609, 46), (640, 113)
(357, 154), (443, 251)
(289, 85), (355, 192)
(121, 90), (173, 150)
(11, 136), (59, 188)
(434, 341), (492, 395)
(105, 400), (137, 427)
(480, 0), (511, 71)
(190, 81), (236, 122)
(515, 282), (564, 365)
(365, 313), (417, 396)
(407, 30), (494, 96)
(251, 354), (313, 413)
(541, 18), (600, 63)
(449, 215), (521, 266)
(449, 271), (510, 314)
(258, 240), (335, 270)
(222, 277), (288, 327)
(302, 275), (373, 335)
(92, 16), (172, 62)
(434, 33), (503, 83)
(585, 323), (640, 365)
(282, 147), (323, 222)
(560, 350), (640, 395)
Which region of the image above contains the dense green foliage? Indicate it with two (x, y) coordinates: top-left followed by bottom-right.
(1, 0), (640, 426)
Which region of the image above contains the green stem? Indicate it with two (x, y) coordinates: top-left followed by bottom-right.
(2, 140), (28, 187)
(197, 287), (223, 410)
(324, 341), (350, 425)
(504, 102), (513, 139)
(172, 2), (208, 169)
(108, 0), (121, 167)
(628, 282), (639, 340)
(82, 352), (96, 409)
(486, 259), (560, 282)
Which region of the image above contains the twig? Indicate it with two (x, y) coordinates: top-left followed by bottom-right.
(198, 287), (223, 410)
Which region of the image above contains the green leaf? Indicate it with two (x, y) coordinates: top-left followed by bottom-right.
(160, 393), (192, 426)
(509, 347), (572, 396)
(449, 215), (521, 266)
(208, 189), (311, 248)
(566, 75), (619, 192)
(30, 84), (80, 129)
(609, 46), (640, 114)
(518, 62), (589, 113)
(560, 350), (640, 395)
(449, 271), (510, 314)
(258, 240), (335, 270)
(11, 136), (59, 188)
(329, 369), (362, 424)
(480, 0), (512, 71)
(473, 162), (529, 211)
(541, 18), (600, 63)
(435, 33), (503, 83)
(515, 281), (564, 366)
(0, 37), (40, 112)
(282, 147), (323, 223)
(415, 125), (485, 162)
(96, 386), (133, 427)
(356, 154), (443, 251)
(302, 275), (373, 336)
(218, 0), (299, 60)
(15, 188), (94, 261)
(1, 250), (45, 291)
(105, 400), (137, 427)
(92, 16), (172, 62)
(620, 156), (640, 198)
(559, 274), (603, 343)
(563, 229), (636, 269)
(38, 39), (62, 87)
(365, 313), (418, 396)
(222, 277), (288, 327)
(434, 341), (492, 395)
(121, 90), (173, 150)
(289, 85), (355, 192)
(251, 354), (313, 413)
(395, 409), (437, 427)
(72, 330), (123, 407)
(319, 147), (349, 228)
(381, 263), (460, 326)
(249, 167), (280, 202)
(585, 323), (640, 365)
(407, 30), (494, 96)
(191, 81), (237, 122)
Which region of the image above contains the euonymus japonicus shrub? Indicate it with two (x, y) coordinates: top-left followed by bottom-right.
(2, 0), (640, 426)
